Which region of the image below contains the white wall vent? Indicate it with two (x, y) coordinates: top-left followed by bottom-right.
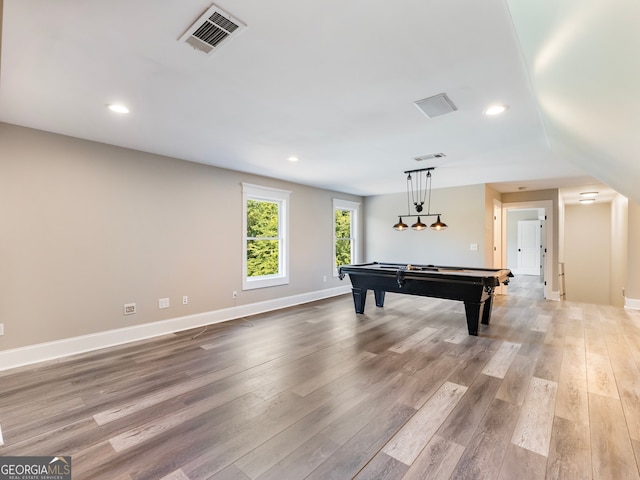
(179, 4), (246, 55)
(414, 93), (457, 118)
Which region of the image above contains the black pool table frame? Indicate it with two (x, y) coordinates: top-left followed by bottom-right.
(338, 262), (513, 335)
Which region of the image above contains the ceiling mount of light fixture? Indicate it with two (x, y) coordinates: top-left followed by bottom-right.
(393, 167), (448, 231)
(579, 191), (598, 204)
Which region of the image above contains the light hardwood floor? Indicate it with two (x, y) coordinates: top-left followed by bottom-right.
(2, 274), (640, 479)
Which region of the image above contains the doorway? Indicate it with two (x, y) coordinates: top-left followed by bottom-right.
(501, 201), (554, 300)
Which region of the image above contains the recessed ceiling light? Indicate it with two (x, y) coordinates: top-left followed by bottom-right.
(287, 156), (300, 162)
(107, 104), (130, 114)
(580, 191), (598, 198)
(579, 198), (595, 204)
(483, 104), (508, 116)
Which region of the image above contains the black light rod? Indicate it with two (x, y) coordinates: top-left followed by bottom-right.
(397, 213), (441, 218)
(403, 167), (435, 175)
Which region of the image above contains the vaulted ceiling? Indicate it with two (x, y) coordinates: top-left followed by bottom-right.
(1, 0), (637, 202)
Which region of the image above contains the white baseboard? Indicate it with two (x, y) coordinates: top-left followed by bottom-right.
(625, 297), (640, 310)
(547, 290), (561, 301)
(0, 286), (351, 372)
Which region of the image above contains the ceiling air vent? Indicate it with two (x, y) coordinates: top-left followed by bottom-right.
(414, 93), (457, 118)
(414, 153), (446, 162)
(179, 4), (246, 55)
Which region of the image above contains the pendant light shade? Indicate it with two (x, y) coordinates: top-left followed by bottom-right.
(393, 167), (448, 231)
(393, 217), (408, 231)
(411, 217), (427, 230)
(430, 215), (448, 230)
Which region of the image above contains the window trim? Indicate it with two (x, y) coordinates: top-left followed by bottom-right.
(333, 198), (360, 276)
(242, 183), (291, 290)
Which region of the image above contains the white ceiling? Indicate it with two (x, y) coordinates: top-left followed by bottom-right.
(1, 0), (638, 203)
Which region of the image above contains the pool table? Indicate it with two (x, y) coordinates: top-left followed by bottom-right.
(338, 262), (513, 335)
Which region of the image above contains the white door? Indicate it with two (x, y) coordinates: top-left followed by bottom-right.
(516, 220), (541, 275)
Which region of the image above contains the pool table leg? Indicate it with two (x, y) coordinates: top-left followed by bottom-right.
(351, 288), (386, 313)
(481, 294), (494, 325)
(351, 287), (367, 313)
(463, 301), (485, 336)
(374, 290), (386, 307)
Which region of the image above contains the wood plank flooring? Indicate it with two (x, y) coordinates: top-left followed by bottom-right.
(2, 274), (640, 479)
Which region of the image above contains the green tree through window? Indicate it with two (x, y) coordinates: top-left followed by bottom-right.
(333, 199), (359, 274)
(335, 209), (352, 268)
(242, 183), (290, 290)
(246, 199), (279, 276)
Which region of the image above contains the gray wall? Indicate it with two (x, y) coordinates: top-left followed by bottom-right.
(364, 184), (487, 267)
(610, 195), (628, 307)
(564, 203), (611, 304)
(628, 200), (640, 301)
(0, 123), (363, 351)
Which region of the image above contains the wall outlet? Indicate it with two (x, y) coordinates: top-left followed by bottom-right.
(323, 275), (327, 282)
(159, 298), (170, 309)
(124, 303), (136, 315)
(183, 295), (189, 305)
(232, 291), (238, 299)
(0, 323), (4, 336)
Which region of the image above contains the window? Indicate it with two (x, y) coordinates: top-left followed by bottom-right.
(242, 183), (291, 290)
(333, 199), (360, 275)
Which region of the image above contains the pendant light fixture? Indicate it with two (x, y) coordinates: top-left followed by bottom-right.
(392, 217), (408, 230)
(393, 167), (448, 231)
(429, 215), (447, 230)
